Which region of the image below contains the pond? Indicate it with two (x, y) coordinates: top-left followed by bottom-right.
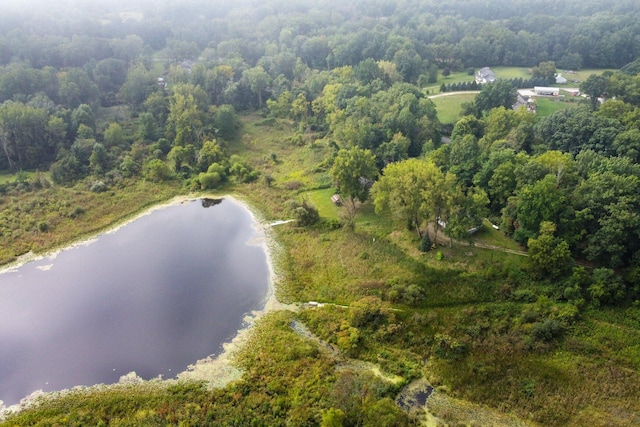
(0, 198), (271, 407)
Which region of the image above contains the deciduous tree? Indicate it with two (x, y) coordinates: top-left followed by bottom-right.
(330, 147), (378, 229)
(372, 158), (455, 239)
(526, 221), (573, 281)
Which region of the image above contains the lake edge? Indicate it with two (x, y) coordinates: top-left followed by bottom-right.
(0, 194), (290, 415)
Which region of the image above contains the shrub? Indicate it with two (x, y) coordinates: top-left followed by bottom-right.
(68, 206), (85, 218)
(433, 333), (468, 359)
(531, 318), (564, 342)
(284, 181), (304, 191)
(143, 159), (173, 182)
(512, 288), (537, 302)
(588, 268), (626, 306)
(388, 283), (425, 306)
(198, 172), (222, 189)
(323, 219), (342, 230)
(349, 296), (390, 328)
(90, 181), (107, 193)
(229, 155), (259, 183)
(419, 233), (432, 252)
(289, 199), (320, 227)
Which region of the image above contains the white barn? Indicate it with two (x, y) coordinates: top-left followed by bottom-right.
(534, 86), (560, 96)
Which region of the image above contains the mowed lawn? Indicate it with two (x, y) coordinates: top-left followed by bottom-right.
(535, 97), (582, 117)
(431, 92), (478, 124)
(427, 65), (614, 124)
(302, 188), (341, 220)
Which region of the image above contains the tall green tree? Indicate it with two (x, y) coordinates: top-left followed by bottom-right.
(510, 174), (575, 245)
(372, 158), (455, 240)
(0, 101), (50, 170)
(166, 84), (208, 147)
(103, 122), (126, 148)
(526, 221), (573, 281)
(468, 80), (517, 117)
(580, 74), (609, 111)
(119, 63), (158, 111)
(330, 147), (378, 229)
(242, 66), (271, 108)
(531, 61), (557, 85)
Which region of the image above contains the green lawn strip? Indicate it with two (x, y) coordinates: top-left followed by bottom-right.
(558, 68), (617, 84)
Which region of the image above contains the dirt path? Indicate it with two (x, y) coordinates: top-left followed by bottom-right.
(428, 90), (480, 99)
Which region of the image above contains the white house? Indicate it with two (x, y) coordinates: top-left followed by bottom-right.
(475, 67), (496, 84)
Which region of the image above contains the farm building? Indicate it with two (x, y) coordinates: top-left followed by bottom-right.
(534, 86), (560, 96)
(555, 73), (568, 84)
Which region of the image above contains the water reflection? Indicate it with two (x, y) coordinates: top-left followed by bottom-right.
(0, 199), (269, 406)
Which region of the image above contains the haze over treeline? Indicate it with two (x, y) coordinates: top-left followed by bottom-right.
(1, 0), (639, 70)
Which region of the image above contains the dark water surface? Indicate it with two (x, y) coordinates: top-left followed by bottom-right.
(0, 198), (270, 406)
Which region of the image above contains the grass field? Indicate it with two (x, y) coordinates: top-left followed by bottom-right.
(535, 97), (581, 117)
(556, 68), (616, 85)
(302, 187), (340, 220)
(431, 92), (478, 124)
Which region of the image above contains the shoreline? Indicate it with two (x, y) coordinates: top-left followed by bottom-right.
(176, 193), (297, 386)
(0, 194), (293, 416)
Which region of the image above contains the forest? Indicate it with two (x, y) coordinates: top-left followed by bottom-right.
(1, 0), (640, 425)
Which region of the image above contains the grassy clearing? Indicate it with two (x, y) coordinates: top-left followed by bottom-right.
(473, 219), (525, 251)
(237, 115), (333, 191)
(431, 93), (478, 124)
(535, 97), (581, 117)
(422, 70), (476, 94)
(491, 66), (532, 79)
(557, 68), (617, 84)
(0, 171), (51, 184)
(301, 187), (340, 220)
